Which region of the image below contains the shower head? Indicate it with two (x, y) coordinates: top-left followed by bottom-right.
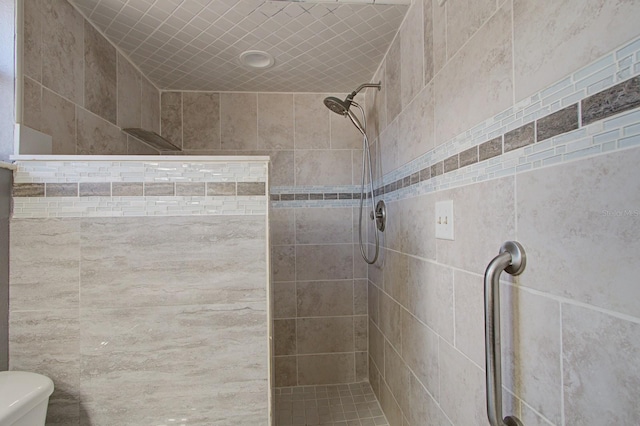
(323, 96), (352, 116)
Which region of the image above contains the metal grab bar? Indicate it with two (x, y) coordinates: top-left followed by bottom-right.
(484, 241), (527, 426)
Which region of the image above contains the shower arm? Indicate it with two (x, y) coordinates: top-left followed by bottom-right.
(346, 82), (382, 102)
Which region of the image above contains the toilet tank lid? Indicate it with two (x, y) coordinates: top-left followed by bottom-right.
(0, 372), (54, 421)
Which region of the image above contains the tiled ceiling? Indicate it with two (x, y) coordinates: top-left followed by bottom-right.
(69, 0), (410, 93)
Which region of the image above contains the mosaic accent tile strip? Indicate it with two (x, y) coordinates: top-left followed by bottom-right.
(271, 37), (640, 209)
(12, 159), (268, 218)
(275, 382), (389, 426)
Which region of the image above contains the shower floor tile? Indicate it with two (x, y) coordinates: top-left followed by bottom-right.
(274, 382), (389, 426)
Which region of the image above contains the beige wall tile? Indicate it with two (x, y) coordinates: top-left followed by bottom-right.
(514, 0), (640, 101)
(423, 0), (434, 85)
(330, 107), (362, 150)
(386, 194), (436, 260)
(221, 93), (257, 150)
(385, 37), (402, 124)
(42, 0), (84, 104)
(354, 279), (367, 315)
(517, 148), (640, 318)
(355, 351), (368, 382)
(42, 88), (76, 154)
(294, 94), (329, 149)
(275, 356), (297, 387)
(401, 310), (439, 399)
(436, 176), (515, 274)
(432, 0), (447, 74)
(380, 380), (403, 426)
(272, 245), (295, 282)
(270, 208), (295, 245)
(23, 0), (42, 82)
(368, 282), (380, 326)
(379, 292), (402, 351)
(453, 270), (485, 366)
(379, 118), (399, 176)
(446, 0), (496, 59)
(434, 1), (512, 146)
(383, 250), (408, 307)
(384, 340), (411, 415)
(297, 317), (354, 354)
(127, 136), (159, 155)
(183, 92), (220, 150)
(297, 281), (354, 317)
(368, 320), (384, 372)
(270, 150), (295, 186)
(400, 0), (424, 109)
(397, 83), (434, 167)
(563, 304), (640, 425)
(273, 282), (296, 319)
(116, 53), (141, 129)
(23, 77), (42, 131)
(365, 67), (386, 142)
(274, 319), (296, 356)
(295, 150), (352, 186)
(354, 315), (367, 352)
(141, 78), (160, 133)
(295, 244), (353, 281)
(76, 108), (127, 155)
(258, 93), (294, 150)
(407, 373), (449, 426)
(161, 92), (182, 148)
(295, 207), (352, 244)
(84, 22), (116, 124)
(297, 353), (355, 385)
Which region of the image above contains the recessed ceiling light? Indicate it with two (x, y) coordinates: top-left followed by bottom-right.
(239, 50), (275, 70)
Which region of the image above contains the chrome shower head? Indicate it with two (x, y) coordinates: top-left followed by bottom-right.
(323, 96), (351, 116)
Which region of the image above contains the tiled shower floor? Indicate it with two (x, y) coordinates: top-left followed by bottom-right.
(274, 382), (389, 426)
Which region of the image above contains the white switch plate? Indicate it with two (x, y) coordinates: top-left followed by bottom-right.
(435, 200), (454, 240)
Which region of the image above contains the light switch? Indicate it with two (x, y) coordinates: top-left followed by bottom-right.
(435, 200), (454, 240)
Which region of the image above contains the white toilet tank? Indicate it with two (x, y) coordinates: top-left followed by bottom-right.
(0, 371), (54, 426)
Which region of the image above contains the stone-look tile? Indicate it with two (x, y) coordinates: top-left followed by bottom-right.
(384, 341), (411, 416)
(112, 182), (143, 196)
(437, 176), (515, 274)
(270, 208), (294, 245)
(127, 136), (159, 155)
(80, 216), (266, 308)
(397, 84), (435, 166)
(79, 182), (110, 197)
(175, 182), (205, 196)
(294, 94), (329, 149)
(369, 354), (382, 399)
(273, 282), (296, 319)
(513, 0), (640, 101)
(297, 317), (354, 354)
(354, 315), (367, 352)
(407, 372), (449, 426)
(379, 380), (402, 426)
(353, 244), (368, 280)
(537, 104), (579, 142)
(355, 352), (368, 382)
(23, 77), (42, 131)
(42, 0), (83, 104)
(446, 0), (496, 59)
(258, 93), (293, 150)
(274, 319), (296, 356)
(9, 309), (80, 425)
(297, 281), (354, 317)
(443, 154), (459, 173)
(295, 207), (352, 244)
(387, 194), (436, 261)
(434, 1), (512, 145)
(423, 0), (434, 85)
(297, 354), (355, 385)
(406, 257), (454, 344)
(368, 282), (379, 326)
(479, 136), (503, 161)
(275, 356), (297, 387)
(369, 320), (385, 372)
(383, 250), (408, 307)
(84, 23), (117, 124)
(46, 183), (77, 197)
(439, 340), (486, 426)
(141, 78), (160, 133)
(237, 182), (265, 196)
(517, 148), (640, 318)
(331, 105), (362, 150)
(379, 292), (402, 351)
(400, 0), (423, 109)
(504, 122), (535, 152)
(401, 310), (439, 399)
(366, 68), (386, 142)
(207, 182), (236, 196)
(272, 245), (295, 282)
(432, 0), (447, 75)
(563, 304), (640, 425)
(520, 404), (555, 426)
(76, 108), (127, 155)
(430, 161), (443, 177)
(221, 93), (258, 150)
(116, 53), (141, 129)
(42, 88), (76, 154)
(80, 304), (267, 425)
(459, 146), (479, 168)
(500, 285), (562, 425)
(161, 92), (183, 148)
(143, 182), (174, 196)
(295, 244), (353, 281)
(270, 150), (295, 186)
(582, 76), (640, 125)
(13, 183), (45, 197)
(379, 119), (399, 176)
(453, 270), (485, 367)
(10, 219), (80, 310)
(23, 0), (42, 81)
(295, 150), (352, 186)
(385, 36), (402, 123)
(183, 92), (220, 150)
(354, 279), (367, 315)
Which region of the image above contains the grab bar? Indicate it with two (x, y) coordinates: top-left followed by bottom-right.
(484, 241), (526, 426)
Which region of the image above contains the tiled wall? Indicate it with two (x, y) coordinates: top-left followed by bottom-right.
(9, 158), (271, 425)
(22, 0), (161, 155)
(360, 0), (640, 425)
